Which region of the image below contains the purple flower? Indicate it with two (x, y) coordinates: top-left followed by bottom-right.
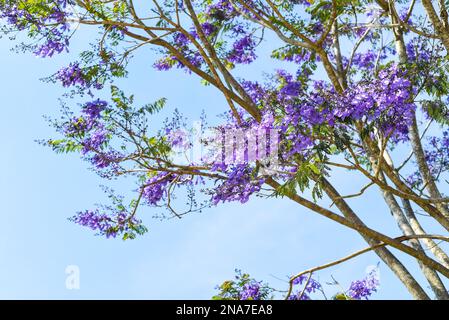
(71, 209), (144, 239)
(228, 35), (257, 64)
(82, 129), (108, 154)
(90, 151), (122, 169)
(288, 274), (322, 300)
(63, 116), (95, 135)
(348, 268), (380, 300)
(142, 173), (175, 206)
(154, 57), (174, 71)
(240, 283), (261, 300)
(71, 210), (115, 237)
(56, 63), (87, 87)
(211, 164), (264, 204)
(200, 22), (216, 36)
(82, 100), (108, 119)
(206, 0), (239, 20)
(0, 1), (72, 58)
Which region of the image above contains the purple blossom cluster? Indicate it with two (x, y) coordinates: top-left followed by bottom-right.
(240, 283), (262, 300)
(56, 62), (103, 90)
(288, 274), (322, 300)
(70, 209), (143, 239)
(276, 47), (314, 65)
(56, 63), (87, 87)
(351, 50), (385, 70)
(241, 80), (267, 105)
(62, 101), (107, 139)
(63, 116), (95, 136)
(216, 267), (380, 300)
(223, 64), (415, 167)
(71, 210), (113, 236)
(82, 99), (108, 119)
(81, 129), (108, 154)
(342, 65), (416, 140)
(227, 35), (257, 64)
(153, 39), (204, 72)
(0, 0), (72, 57)
(61, 99), (112, 160)
(34, 28), (70, 58)
(90, 151), (122, 169)
(166, 128), (191, 150)
(205, 0), (239, 21)
(154, 1), (259, 71)
(347, 268), (380, 300)
(211, 164), (264, 204)
(142, 173), (175, 206)
(405, 37), (440, 65)
(266, 64), (416, 155)
(214, 269), (273, 300)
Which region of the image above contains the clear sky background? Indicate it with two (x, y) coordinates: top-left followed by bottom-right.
(0, 21), (443, 299)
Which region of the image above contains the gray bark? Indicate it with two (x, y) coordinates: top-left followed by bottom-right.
(320, 178), (431, 300)
(402, 199), (449, 269)
(408, 118), (449, 219)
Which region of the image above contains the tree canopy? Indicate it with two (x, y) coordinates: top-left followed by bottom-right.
(2, 0), (449, 300)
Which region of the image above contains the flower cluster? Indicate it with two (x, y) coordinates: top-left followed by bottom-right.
(70, 209), (145, 239)
(81, 129), (108, 154)
(288, 274), (322, 300)
(90, 151), (122, 169)
(56, 63), (87, 88)
(153, 0), (260, 72)
(211, 164), (264, 204)
(215, 267), (379, 300)
(347, 268), (380, 300)
(56, 62), (104, 90)
(142, 173), (176, 206)
(82, 99), (108, 119)
(213, 270), (273, 300)
(227, 35), (257, 64)
(0, 0), (73, 57)
(406, 37), (434, 63)
(61, 99), (111, 155)
(56, 99), (121, 173)
(240, 283), (262, 300)
(205, 0), (239, 20)
(258, 64), (416, 160)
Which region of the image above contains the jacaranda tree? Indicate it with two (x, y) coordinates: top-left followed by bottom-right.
(2, 0), (449, 300)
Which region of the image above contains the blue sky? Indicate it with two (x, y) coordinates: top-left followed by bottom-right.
(0, 24), (439, 299)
